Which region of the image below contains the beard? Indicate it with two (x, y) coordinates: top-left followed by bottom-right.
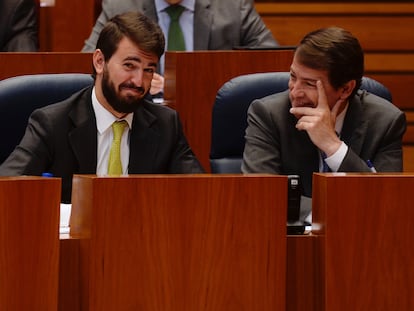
(101, 67), (148, 114)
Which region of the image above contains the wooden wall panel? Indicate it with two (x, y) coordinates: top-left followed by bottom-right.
(39, 0), (96, 51)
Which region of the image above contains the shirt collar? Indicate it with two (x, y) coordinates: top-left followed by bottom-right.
(91, 87), (133, 134)
(155, 0), (195, 12)
(335, 102), (349, 136)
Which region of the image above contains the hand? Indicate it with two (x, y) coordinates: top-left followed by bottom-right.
(150, 73), (164, 95)
(290, 80), (344, 156)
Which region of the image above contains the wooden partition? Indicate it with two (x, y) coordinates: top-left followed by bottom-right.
(312, 173), (414, 310)
(164, 50), (294, 171)
(0, 176), (61, 310)
(67, 174), (287, 311)
(0, 52), (92, 80)
(39, 0), (96, 51)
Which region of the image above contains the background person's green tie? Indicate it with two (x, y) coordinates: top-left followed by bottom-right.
(165, 5), (186, 51)
(108, 120), (127, 175)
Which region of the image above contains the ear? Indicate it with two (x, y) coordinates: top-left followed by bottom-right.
(340, 80), (357, 100)
(93, 49), (105, 75)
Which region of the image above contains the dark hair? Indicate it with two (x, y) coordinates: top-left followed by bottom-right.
(295, 27), (364, 97)
(93, 11), (165, 76)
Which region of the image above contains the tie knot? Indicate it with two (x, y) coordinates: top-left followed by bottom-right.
(112, 120), (127, 141)
(165, 5), (185, 21)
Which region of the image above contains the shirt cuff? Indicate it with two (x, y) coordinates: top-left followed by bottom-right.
(325, 141), (348, 172)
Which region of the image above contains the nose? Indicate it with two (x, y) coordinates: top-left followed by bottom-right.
(289, 81), (305, 98)
(130, 69), (144, 86)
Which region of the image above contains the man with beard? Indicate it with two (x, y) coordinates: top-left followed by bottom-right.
(0, 11), (204, 203)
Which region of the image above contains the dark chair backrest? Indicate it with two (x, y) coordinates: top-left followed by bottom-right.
(210, 72), (392, 173)
(0, 73), (94, 164)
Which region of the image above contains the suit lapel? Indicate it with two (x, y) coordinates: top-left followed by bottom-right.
(291, 121), (319, 173)
(194, 0), (212, 50)
(142, 0), (158, 22)
(341, 94), (369, 155)
(128, 105), (160, 173)
(68, 89), (97, 173)
(283, 103), (319, 173)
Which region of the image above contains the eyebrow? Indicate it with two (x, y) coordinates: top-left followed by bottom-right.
(290, 68), (318, 84)
(124, 56), (157, 68)
(124, 56), (141, 63)
(303, 78), (318, 84)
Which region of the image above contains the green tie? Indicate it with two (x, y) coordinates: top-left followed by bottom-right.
(108, 120), (127, 175)
(165, 5), (186, 51)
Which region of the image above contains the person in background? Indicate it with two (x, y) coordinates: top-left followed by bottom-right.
(82, 0), (278, 95)
(0, 11), (204, 203)
(0, 0), (39, 51)
(242, 27), (406, 199)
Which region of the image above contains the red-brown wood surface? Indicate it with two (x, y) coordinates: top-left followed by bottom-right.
(0, 176), (61, 310)
(164, 50), (294, 171)
(0, 52), (92, 80)
(313, 173), (414, 310)
(70, 174), (287, 311)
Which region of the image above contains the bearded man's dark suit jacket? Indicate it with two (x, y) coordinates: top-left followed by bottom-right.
(0, 87), (204, 203)
(82, 0), (278, 51)
(0, 0), (38, 51)
(242, 90), (407, 197)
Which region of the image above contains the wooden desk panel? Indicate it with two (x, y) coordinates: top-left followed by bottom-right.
(69, 174), (287, 311)
(164, 50), (294, 171)
(312, 173), (414, 310)
(286, 234), (320, 311)
(0, 176), (61, 311)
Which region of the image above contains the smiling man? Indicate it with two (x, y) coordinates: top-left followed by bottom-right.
(0, 12), (204, 203)
(242, 27), (406, 198)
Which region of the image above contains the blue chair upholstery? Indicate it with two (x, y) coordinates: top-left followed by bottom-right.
(0, 73), (94, 164)
(210, 72), (392, 173)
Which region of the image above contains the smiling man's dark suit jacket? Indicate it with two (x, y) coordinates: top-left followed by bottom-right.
(242, 90), (407, 198)
(82, 0), (278, 51)
(0, 87), (204, 203)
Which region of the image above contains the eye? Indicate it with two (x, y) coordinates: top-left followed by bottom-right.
(123, 62), (134, 69)
(144, 68), (155, 74)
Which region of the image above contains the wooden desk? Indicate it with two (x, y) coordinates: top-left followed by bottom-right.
(312, 173), (414, 310)
(62, 174), (287, 311)
(164, 50), (294, 171)
(57, 173), (414, 310)
(0, 176), (61, 310)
